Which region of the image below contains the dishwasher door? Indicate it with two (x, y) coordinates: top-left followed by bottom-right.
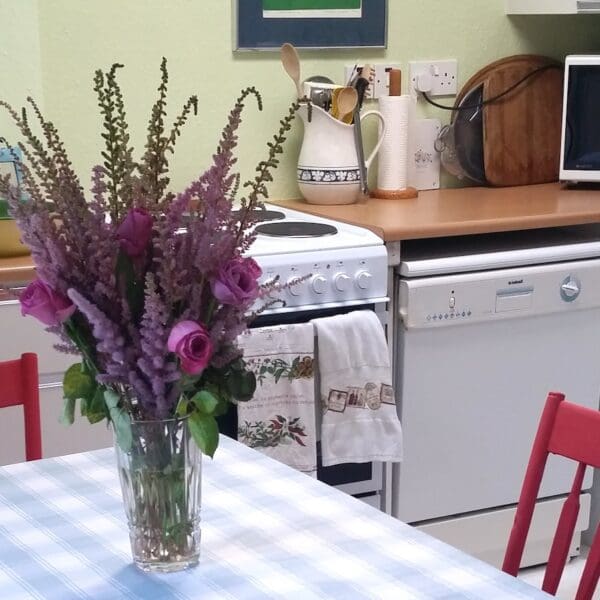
(393, 258), (600, 524)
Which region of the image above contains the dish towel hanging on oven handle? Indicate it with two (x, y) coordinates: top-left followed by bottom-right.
(237, 323), (317, 477)
(312, 310), (403, 467)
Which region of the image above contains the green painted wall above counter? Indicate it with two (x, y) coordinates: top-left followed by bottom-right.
(1, 0), (599, 199)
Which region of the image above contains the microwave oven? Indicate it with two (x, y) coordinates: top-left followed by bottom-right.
(560, 55), (600, 183)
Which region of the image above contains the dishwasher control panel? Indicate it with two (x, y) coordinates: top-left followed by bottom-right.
(398, 258), (600, 329)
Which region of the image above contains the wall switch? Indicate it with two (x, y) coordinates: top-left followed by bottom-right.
(344, 63), (402, 99)
(409, 60), (458, 96)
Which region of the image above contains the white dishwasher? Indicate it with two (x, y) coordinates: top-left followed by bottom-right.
(392, 225), (600, 568)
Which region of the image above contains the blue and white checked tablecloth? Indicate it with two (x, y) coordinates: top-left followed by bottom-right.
(0, 436), (549, 599)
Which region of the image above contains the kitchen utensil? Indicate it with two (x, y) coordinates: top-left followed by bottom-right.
(389, 69), (402, 96)
(305, 75), (334, 85)
(303, 78), (337, 112)
(352, 65), (373, 196)
(331, 87), (358, 124)
(280, 43), (303, 98)
(296, 103), (385, 205)
(450, 54), (562, 186)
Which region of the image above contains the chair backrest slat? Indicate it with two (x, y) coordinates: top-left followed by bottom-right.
(549, 403), (600, 468)
(0, 353), (42, 461)
(543, 461), (586, 595)
(502, 391), (600, 600)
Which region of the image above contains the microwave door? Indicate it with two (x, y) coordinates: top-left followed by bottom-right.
(564, 65), (600, 172)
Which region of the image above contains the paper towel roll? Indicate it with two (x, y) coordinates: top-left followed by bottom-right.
(376, 95), (410, 191)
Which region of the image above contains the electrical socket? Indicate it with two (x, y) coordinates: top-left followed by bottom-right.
(343, 63), (402, 99)
(409, 59), (458, 96)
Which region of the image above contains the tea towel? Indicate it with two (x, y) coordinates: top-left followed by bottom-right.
(312, 310), (403, 467)
(237, 323), (317, 477)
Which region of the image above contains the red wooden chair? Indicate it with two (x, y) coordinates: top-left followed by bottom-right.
(502, 391), (600, 599)
(0, 353), (42, 461)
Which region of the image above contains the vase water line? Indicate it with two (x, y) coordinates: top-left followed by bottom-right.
(113, 416), (202, 572)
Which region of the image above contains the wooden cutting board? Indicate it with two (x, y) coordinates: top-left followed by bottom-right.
(454, 55), (563, 187)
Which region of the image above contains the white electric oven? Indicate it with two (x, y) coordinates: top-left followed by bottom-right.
(216, 204), (392, 510)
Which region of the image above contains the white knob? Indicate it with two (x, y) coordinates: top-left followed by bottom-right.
(334, 273), (351, 292)
(311, 275), (327, 294)
(287, 277), (302, 296)
(355, 271), (373, 290)
(560, 275), (581, 301)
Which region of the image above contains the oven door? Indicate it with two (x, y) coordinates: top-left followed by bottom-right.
(219, 300), (389, 508)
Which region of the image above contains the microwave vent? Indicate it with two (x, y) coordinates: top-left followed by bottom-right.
(577, 1), (600, 12)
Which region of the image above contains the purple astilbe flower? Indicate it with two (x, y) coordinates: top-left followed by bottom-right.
(66, 289), (128, 376)
(137, 275), (180, 418)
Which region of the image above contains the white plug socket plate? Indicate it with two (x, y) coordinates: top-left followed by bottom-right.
(409, 60), (458, 96)
(344, 63), (402, 99)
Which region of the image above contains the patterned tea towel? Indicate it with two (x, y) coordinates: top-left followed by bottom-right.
(237, 323), (317, 477)
(312, 310), (403, 467)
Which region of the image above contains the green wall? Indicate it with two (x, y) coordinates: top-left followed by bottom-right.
(1, 1), (599, 198)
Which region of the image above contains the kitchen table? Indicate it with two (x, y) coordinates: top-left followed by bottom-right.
(0, 436), (549, 599)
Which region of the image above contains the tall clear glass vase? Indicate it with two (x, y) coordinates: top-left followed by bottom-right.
(113, 416), (202, 572)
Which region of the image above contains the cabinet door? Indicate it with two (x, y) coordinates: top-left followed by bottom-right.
(0, 383), (112, 466)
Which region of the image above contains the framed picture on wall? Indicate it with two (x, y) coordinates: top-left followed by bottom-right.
(233, 0), (387, 51)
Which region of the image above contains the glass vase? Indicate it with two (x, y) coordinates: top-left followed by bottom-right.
(113, 416), (202, 572)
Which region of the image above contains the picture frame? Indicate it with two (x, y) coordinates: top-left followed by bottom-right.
(233, 0), (387, 51)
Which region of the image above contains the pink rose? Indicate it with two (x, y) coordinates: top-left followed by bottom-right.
(210, 257), (262, 306)
(167, 320), (213, 375)
(117, 207), (153, 257)
(20, 279), (75, 326)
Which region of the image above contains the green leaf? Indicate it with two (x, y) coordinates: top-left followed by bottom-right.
(226, 368), (256, 401)
(179, 374), (202, 392)
(176, 396), (189, 417)
(188, 411), (219, 457)
(86, 387), (108, 424)
(104, 390), (132, 452)
(63, 363), (95, 402)
(191, 390), (219, 415)
(59, 397), (76, 426)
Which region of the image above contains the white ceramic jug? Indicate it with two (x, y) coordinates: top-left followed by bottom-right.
(297, 103), (386, 205)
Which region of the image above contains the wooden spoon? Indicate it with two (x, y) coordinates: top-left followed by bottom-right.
(333, 87), (358, 123)
(280, 43), (303, 98)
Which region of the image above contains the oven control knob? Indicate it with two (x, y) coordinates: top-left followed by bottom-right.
(334, 273), (351, 292)
(560, 275), (581, 302)
(355, 271), (373, 290)
(311, 275), (327, 294)
(287, 277), (303, 296)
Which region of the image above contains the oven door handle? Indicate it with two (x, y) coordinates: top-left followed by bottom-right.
(260, 296), (390, 316)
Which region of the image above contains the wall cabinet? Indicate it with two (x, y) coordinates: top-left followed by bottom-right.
(505, 0), (600, 13)
(0, 299), (111, 465)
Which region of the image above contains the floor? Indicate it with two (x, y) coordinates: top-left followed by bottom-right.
(518, 547), (599, 599)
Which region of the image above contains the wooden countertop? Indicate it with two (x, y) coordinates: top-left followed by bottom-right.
(0, 255), (35, 289)
(274, 182), (600, 242)
(3, 182), (600, 287)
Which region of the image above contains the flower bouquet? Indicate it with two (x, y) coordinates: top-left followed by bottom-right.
(0, 59), (300, 571)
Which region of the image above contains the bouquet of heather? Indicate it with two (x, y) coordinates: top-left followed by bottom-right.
(0, 60), (300, 571)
